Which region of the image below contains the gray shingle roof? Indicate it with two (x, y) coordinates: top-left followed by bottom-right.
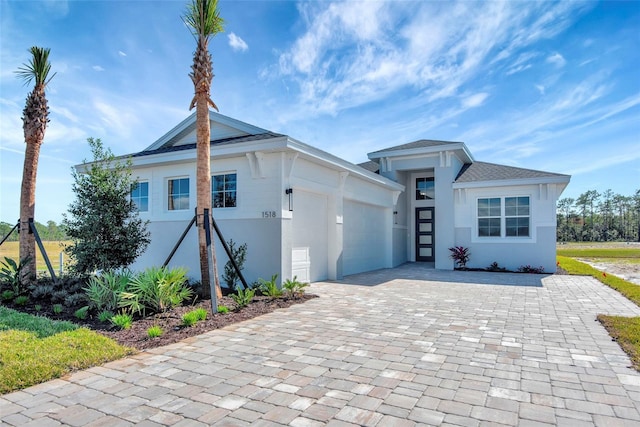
(370, 139), (462, 155)
(455, 161), (569, 183)
(132, 132), (284, 157)
(357, 160), (380, 174)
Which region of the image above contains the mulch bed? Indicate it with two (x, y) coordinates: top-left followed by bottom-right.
(4, 294), (317, 351)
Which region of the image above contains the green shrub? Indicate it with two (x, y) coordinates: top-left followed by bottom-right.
(52, 304), (64, 314)
(147, 325), (163, 338)
(64, 293), (88, 308)
(282, 276), (309, 298)
(1, 290), (15, 301)
(181, 311), (199, 327)
(0, 257), (29, 295)
(449, 246), (470, 269)
(231, 288), (255, 309)
(217, 305), (229, 314)
(84, 270), (132, 312)
(97, 310), (114, 322)
(111, 313), (133, 330)
(34, 304), (42, 312)
(222, 240), (247, 290)
(119, 266), (192, 315)
(517, 265), (545, 274)
(14, 295), (29, 306)
(74, 306), (89, 320)
(193, 307), (207, 321)
(259, 274), (282, 298)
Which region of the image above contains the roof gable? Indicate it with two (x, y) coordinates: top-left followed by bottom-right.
(370, 139), (462, 155)
(455, 161), (570, 184)
(143, 111), (270, 152)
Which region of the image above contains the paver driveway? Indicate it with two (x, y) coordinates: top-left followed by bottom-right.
(2, 265), (640, 426)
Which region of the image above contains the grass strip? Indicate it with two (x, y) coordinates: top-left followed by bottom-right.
(557, 256), (640, 306)
(557, 248), (640, 259)
(557, 255), (640, 372)
(597, 315), (640, 371)
(0, 306), (77, 338)
(0, 307), (134, 394)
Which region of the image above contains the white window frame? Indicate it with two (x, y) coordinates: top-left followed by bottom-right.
(131, 180), (149, 213)
(212, 172), (237, 209)
(474, 195), (532, 241)
(167, 176), (190, 211)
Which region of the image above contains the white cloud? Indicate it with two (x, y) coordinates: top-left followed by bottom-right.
(228, 33), (248, 52)
(92, 65), (105, 72)
(546, 52), (566, 67)
(462, 93), (489, 108)
(535, 85), (545, 95)
(118, 51), (127, 57)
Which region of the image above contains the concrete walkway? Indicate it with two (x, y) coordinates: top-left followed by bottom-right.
(2, 265), (640, 426)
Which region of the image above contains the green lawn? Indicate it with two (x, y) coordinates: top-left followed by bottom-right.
(557, 251), (640, 371)
(0, 306), (134, 394)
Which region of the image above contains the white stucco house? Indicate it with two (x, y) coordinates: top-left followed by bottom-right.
(123, 111), (570, 285)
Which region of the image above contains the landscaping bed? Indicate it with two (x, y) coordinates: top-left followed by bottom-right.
(2, 294), (317, 351)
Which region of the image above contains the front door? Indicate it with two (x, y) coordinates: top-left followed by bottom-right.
(415, 207), (435, 262)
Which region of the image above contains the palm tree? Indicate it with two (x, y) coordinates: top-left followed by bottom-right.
(16, 47), (55, 284)
(183, 0), (224, 300)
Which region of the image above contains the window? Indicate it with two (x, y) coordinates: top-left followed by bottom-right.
(477, 196), (530, 238)
(416, 177), (434, 200)
(478, 198), (501, 237)
(505, 196), (530, 237)
(131, 181), (148, 212)
(168, 178), (189, 210)
(212, 173), (236, 208)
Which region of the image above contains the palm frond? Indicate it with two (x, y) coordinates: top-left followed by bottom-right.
(15, 46), (55, 88)
(182, 0), (224, 39)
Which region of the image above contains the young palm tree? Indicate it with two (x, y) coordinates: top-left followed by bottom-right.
(183, 0), (224, 300)
(16, 46), (55, 284)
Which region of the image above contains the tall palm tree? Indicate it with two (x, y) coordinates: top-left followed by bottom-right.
(16, 46), (55, 284)
(183, 0), (224, 300)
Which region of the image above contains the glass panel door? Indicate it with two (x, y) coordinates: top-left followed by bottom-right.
(415, 207), (435, 262)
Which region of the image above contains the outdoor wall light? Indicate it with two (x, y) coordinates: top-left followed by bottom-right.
(286, 188), (293, 211)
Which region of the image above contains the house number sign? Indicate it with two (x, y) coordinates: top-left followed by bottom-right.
(262, 211), (277, 218)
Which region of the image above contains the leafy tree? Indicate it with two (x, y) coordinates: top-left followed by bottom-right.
(183, 0), (225, 301)
(62, 138), (150, 274)
(16, 46), (55, 284)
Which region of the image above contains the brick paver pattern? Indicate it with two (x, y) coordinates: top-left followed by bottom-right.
(2, 264), (640, 426)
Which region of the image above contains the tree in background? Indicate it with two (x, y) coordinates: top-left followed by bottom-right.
(16, 46), (55, 284)
(62, 138), (150, 274)
(183, 0), (224, 300)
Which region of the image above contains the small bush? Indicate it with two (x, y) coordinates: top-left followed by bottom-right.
(217, 305), (229, 314)
(111, 313), (133, 330)
(282, 276), (309, 298)
(259, 274), (282, 298)
(181, 312), (198, 327)
(97, 310), (114, 322)
(222, 240), (247, 290)
(193, 307), (207, 321)
(52, 304), (64, 314)
(34, 304), (42, 312)
(231, 288), (255, 309)
(517, 265), (545, 274)
(449, 246), (470, 269)
(147, 325), (163, 338)
(0, 257), (29, 295)
(30, 283), (54, 300)
(51, 290), (69, 304)
(1, 290), (15, 301)
(74, 306), (89, 320)
(486, 262), (506, 272)
(84, 270), (132, 312)
(64, 293), (88, 308)
(14, 295), (29, 306)
(119, 266), (191, 315)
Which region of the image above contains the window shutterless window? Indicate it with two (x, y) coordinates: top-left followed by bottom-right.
(416, 177), (434, 200)
(131, 181), (149, 212)
(477, 196), (530, 238)
(505, 196), (530, 237)
(168, 178), (189, 210)
(477, 197), (501, 237)
(212, 173), (236, 208)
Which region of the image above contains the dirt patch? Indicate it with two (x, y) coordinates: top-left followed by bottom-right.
(576, 259), (640, 286)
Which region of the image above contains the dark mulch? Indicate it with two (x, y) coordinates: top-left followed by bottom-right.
(3, 294), (317, 351)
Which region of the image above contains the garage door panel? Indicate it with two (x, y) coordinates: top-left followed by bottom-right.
(343, 200), (386, 276)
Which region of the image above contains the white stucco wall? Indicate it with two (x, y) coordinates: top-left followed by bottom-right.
(453, 183), (560, 272)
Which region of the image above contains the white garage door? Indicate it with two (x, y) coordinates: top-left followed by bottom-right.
(343, 200), (386, 276)
(292, 190), (328, 282)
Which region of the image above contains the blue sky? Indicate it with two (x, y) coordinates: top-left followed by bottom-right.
(1, 0), (639, 224)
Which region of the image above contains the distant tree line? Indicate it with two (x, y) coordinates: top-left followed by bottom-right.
(557, 189), (640, 242)
(0, 220), (69, 242)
